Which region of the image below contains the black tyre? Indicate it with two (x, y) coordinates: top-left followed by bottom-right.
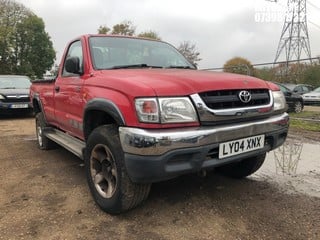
(85, 125), (151, 214)
(293, 101), (303, 113)
(217, 153), (266, 178)
(35, 112), (56, 150)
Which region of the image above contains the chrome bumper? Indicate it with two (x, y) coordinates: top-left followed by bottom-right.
(119, 113), (289, 156)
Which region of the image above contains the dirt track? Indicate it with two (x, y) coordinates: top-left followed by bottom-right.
(0, 115), (319, 240)
(305, 105), (320, 112)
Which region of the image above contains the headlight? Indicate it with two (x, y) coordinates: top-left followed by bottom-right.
(0, 94), (5, 100)
(159, 98), (197, 123)
(135, 97), (198, 123)
(272, 91), (286, 111)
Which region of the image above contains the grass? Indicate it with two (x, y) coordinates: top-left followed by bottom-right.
(289, 111), (320, 132)
(290, 111), (320, 119)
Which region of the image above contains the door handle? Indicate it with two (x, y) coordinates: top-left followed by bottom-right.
(55, 86), (60, 92)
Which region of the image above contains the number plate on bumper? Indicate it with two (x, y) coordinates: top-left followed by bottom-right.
(10, 104), (29, 109)
(219, 135), (265, 159)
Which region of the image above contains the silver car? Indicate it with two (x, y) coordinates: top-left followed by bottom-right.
(302, 87), (320, 105)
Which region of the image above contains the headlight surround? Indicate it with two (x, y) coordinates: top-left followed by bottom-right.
(272, 91), (286, 111)
(135, 97), (198, 124)
(0, 94), (5, 100)
(135, 98), (159, 123)
(159, 97), (197, 123)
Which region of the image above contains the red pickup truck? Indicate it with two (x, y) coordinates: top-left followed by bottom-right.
(30, 34), (289, 214)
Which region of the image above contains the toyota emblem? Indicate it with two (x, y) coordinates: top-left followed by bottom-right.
(238, 90), (251, 103)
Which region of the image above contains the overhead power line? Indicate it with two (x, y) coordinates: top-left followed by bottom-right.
(307, 0), (320, 12)
(309, 20), (320, 30)
(252, 57), (319, 67)
(201, 57), (320, 71)
(274, 0), (312, 65)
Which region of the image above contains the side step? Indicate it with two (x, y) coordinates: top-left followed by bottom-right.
(45, 128), (85, 160)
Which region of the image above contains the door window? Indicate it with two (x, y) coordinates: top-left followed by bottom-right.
(62, 40), (83, 77)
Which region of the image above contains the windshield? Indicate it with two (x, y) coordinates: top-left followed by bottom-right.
(282, 84), (295, 91)
(313, 87), (320, 93)
(0, 76), (31, 89)
(89, 36), (195, 70)
(277, 83), (290, 93)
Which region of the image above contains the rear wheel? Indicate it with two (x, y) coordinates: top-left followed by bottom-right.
(217, 154), (266, 178)
(85, 125), (151, 214)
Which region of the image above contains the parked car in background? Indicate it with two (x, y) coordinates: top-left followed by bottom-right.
(282, 83), (314, 95)
(274, 82), (304, 113)
(0, 75), (32, 114)
(302, 87), (320, 105)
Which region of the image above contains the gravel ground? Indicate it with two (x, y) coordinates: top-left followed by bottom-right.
(0, 115), (319, 240)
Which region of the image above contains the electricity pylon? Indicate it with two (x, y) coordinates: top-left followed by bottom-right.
(274, 0), (312, 65)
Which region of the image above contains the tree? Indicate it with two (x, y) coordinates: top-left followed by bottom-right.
(301, 64), (320, 87)
(111, 20), (136, 36)
(223, 57), (254, 76)
(177, 41), (201, 66)
(271, 63), (310, 83)
(98, 22), (162, 40)
(15, 14), (55, 78)
(138, 31), (161, 40)
(98, 25), (110, 34)
(255, 67), (274, 81)
(0, 0), (30, 74)
(0, 0), (55, 78)
(99, 21), (136, 36)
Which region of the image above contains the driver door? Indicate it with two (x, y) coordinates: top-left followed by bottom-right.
(54, 40), (85, 139)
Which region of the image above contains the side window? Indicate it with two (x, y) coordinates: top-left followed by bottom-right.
(62, 40), (83, 77)
(295, 86), (302, 93)
(279, 85), (288, 94)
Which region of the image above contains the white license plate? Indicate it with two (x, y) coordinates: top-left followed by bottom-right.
(10, 104), (29, 109)
(219, 135), (265, 159)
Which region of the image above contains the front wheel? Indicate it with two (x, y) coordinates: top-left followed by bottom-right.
(217, 153), (266, 178)
(85, 125), (151, 214)
(293, 101), (303, 113)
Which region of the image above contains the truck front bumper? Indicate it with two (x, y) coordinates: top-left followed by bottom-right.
(119, 113), (289, 183)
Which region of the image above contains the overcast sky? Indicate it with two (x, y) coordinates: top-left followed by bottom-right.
(16, 0), (320, 69)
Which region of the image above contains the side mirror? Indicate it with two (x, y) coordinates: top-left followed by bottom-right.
(65, 57), (82, 74)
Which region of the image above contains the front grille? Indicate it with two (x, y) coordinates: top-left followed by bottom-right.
(1, 96), (30, 103)
(199, 89), (270, 110)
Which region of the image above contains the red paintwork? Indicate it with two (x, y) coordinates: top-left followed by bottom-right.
(30, 35), (279, 140)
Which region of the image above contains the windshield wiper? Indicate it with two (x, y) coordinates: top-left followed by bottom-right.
(2, 87), (16, 89)
(109, 64), (163, 69)
(166, 65), (194, 69)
